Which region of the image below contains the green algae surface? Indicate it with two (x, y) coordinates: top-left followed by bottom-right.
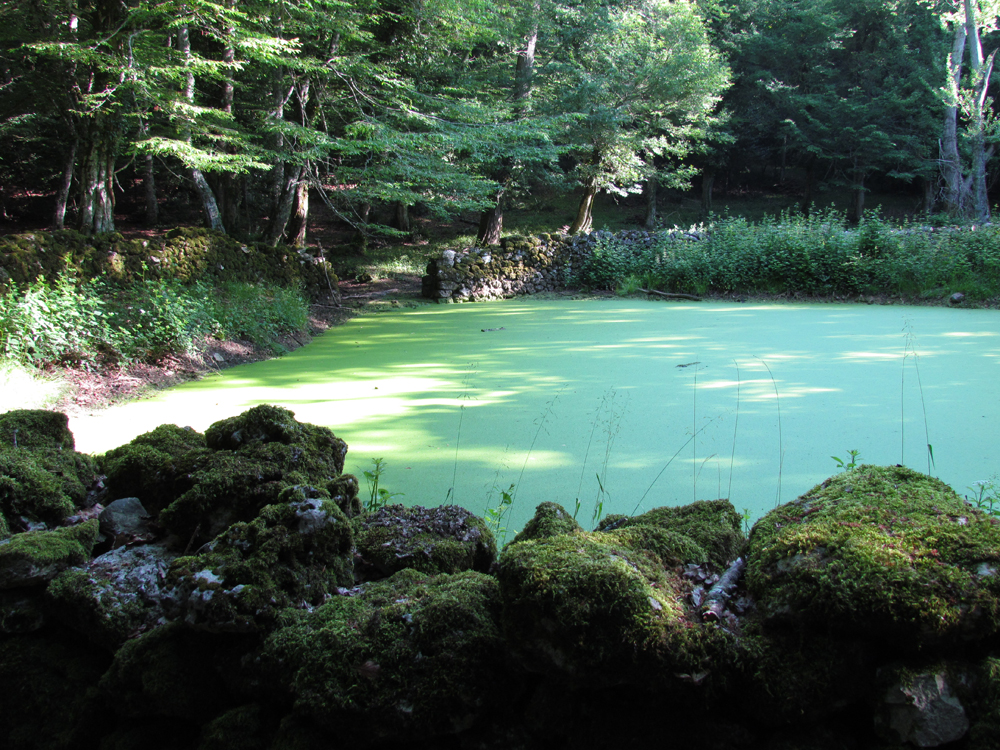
(67, 299), (1000, 532)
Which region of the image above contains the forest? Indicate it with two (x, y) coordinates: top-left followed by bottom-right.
(2, 0), (1000, 246)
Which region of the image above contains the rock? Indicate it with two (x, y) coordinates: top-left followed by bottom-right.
(99, 497), (156, 545)
(0, 589), (47, 634)
(875, 666), (970, 747)
(0, 409), (75, 450)
(163, 487), (354, 632)
(497, 516), (738, 686)
(102, 407), (357, 548)
(46, 543), (176, 649)
(509, 501), (582, 544)
(950, 292), (966, 304)
(354, 504), (496, 579)
(260, 568), (514, 742)
(597, 498), (745, 569)
(746, 465), (1000, 645)
(0, 444), (100, 531)
(0, 520), (99, 588)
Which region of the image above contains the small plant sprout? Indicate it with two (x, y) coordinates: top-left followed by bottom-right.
(363, 458), (403, 512)
(741, 507), (752, 536)
(967, 477), (1000, 517)
(485, 483), (516, 545)
(832, 449), (862, 471)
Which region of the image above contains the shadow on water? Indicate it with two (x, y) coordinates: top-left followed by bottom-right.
(70, 299), (1000, 534)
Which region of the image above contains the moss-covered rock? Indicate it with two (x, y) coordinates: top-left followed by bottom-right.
(0, 588), (47, 633)
(509, 501), (582, 544)
(598, 499), (745, 569)
(0, 520), (99, 588)
(0, 633), (109, 750)
(355, 504), (496, 578)
(0, 409), (75, 450)
(197, 704), (277, 750)
(102, 408), (355, 546)
(46, 543), (177, 650)
(260, 568), (514, 741)
(99, 622), (242, 721)
(0, 447), (78, 529)
(100, 424), (209, 517)
(746, 465), (1000, 644)
(164, 487), (354, 632)
(498, 523), (737, 687)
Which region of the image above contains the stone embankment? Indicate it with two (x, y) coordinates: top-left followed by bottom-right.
(2, 405), (1000, 749)
(422, 229), (705, 302)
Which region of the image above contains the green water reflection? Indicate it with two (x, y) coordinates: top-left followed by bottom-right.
(70, 299), (1000, 533)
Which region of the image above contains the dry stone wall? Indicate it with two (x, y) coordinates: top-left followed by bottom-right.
(422, 228), (706, 302)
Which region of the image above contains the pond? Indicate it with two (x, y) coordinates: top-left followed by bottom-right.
(69, 299), (1000, 536)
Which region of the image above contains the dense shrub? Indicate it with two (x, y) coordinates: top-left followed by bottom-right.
(0, 277), (308, 367)
(577, 211), (1000, 301)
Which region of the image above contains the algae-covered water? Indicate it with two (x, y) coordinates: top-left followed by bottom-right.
(69, 299), (1000, 533)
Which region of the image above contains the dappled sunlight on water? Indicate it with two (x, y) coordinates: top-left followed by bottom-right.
(70, 299), (1000, 531)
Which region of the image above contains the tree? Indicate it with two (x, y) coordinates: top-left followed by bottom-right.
(554, 0), (729, 234)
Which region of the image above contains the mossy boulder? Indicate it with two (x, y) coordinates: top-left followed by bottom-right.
(100, 424), (209, 516)
(0, 409), (75, 450)
(598, 498), (745, 569)
(260, 568), (514, 742)
(510, 501), (582, 544)
(99, 622), (244, 722)
(0, 589), (47, 634)
(0, 633), (109, 750)
(354, 504), (496, 579)
(498, 517), (737, 687)
(46, 543), (177, 650)
(0, 520), (99, 588)
(0, 444), (99, 530)
(164, 487), (354, 632)
(101, 407), (356, 546)
(746, 465), (1000, 644)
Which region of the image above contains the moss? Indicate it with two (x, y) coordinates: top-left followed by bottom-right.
(165, 491), (354, 631)
(0, 520), (99, 588)
(598, 499), (745, 569)
(46, 566), (149, 650)
(204, 405), (344, 466)
(0, 446), (77, 527)
(261, 569), (513, 740)
(509, 501), (582, 544)
(969, 657), (1000, 749)
(99, 622), (239, 721)
(100, 424), (209, 516)
(326, 474), (361, 517)
(0, 409), (75, 450)
(355, 504), (496, 577)
(0, 633), (109, 750)
(197, 704), (276, 750)
(746, 465), (1000, 643)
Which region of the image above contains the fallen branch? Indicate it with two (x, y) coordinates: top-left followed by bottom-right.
(640, 288), (702, 302)
(700, 556), (745, 622)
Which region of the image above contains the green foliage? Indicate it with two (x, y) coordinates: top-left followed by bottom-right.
(0, 276), (308, 368)
(573, 212), (1000, 300)
(968, 476), (1000, 518)
(484, 483), (515, 546)
(363, 458), (403, 512)
(832, 449), (862, 471)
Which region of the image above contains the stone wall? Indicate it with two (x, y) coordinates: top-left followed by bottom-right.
(422, 228), (706, 302)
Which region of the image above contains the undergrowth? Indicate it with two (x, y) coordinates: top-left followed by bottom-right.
(572, 209), (1000, 300)
(0, 275), (308, 367)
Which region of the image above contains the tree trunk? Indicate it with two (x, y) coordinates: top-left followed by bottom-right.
(848, 178), (865, 224)
(265, 165), (304, 245)
(941, 21), (967, 217)
(179, 24), (225, 233)
(644, 176), (657, 229)
(54, 138), (77, 229)
(287, 179), (309, 248)
(478, 203), (503, 245)
(800, 161), (815, 215)
(76, 116), (117, 235)
(394, 201), (411, 232)
(700, 167), (715, 214)
(143, 154), (158, 226)
(569, 178), (598, 235)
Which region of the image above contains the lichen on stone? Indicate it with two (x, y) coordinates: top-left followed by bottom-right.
(355, 503), (496, 578)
